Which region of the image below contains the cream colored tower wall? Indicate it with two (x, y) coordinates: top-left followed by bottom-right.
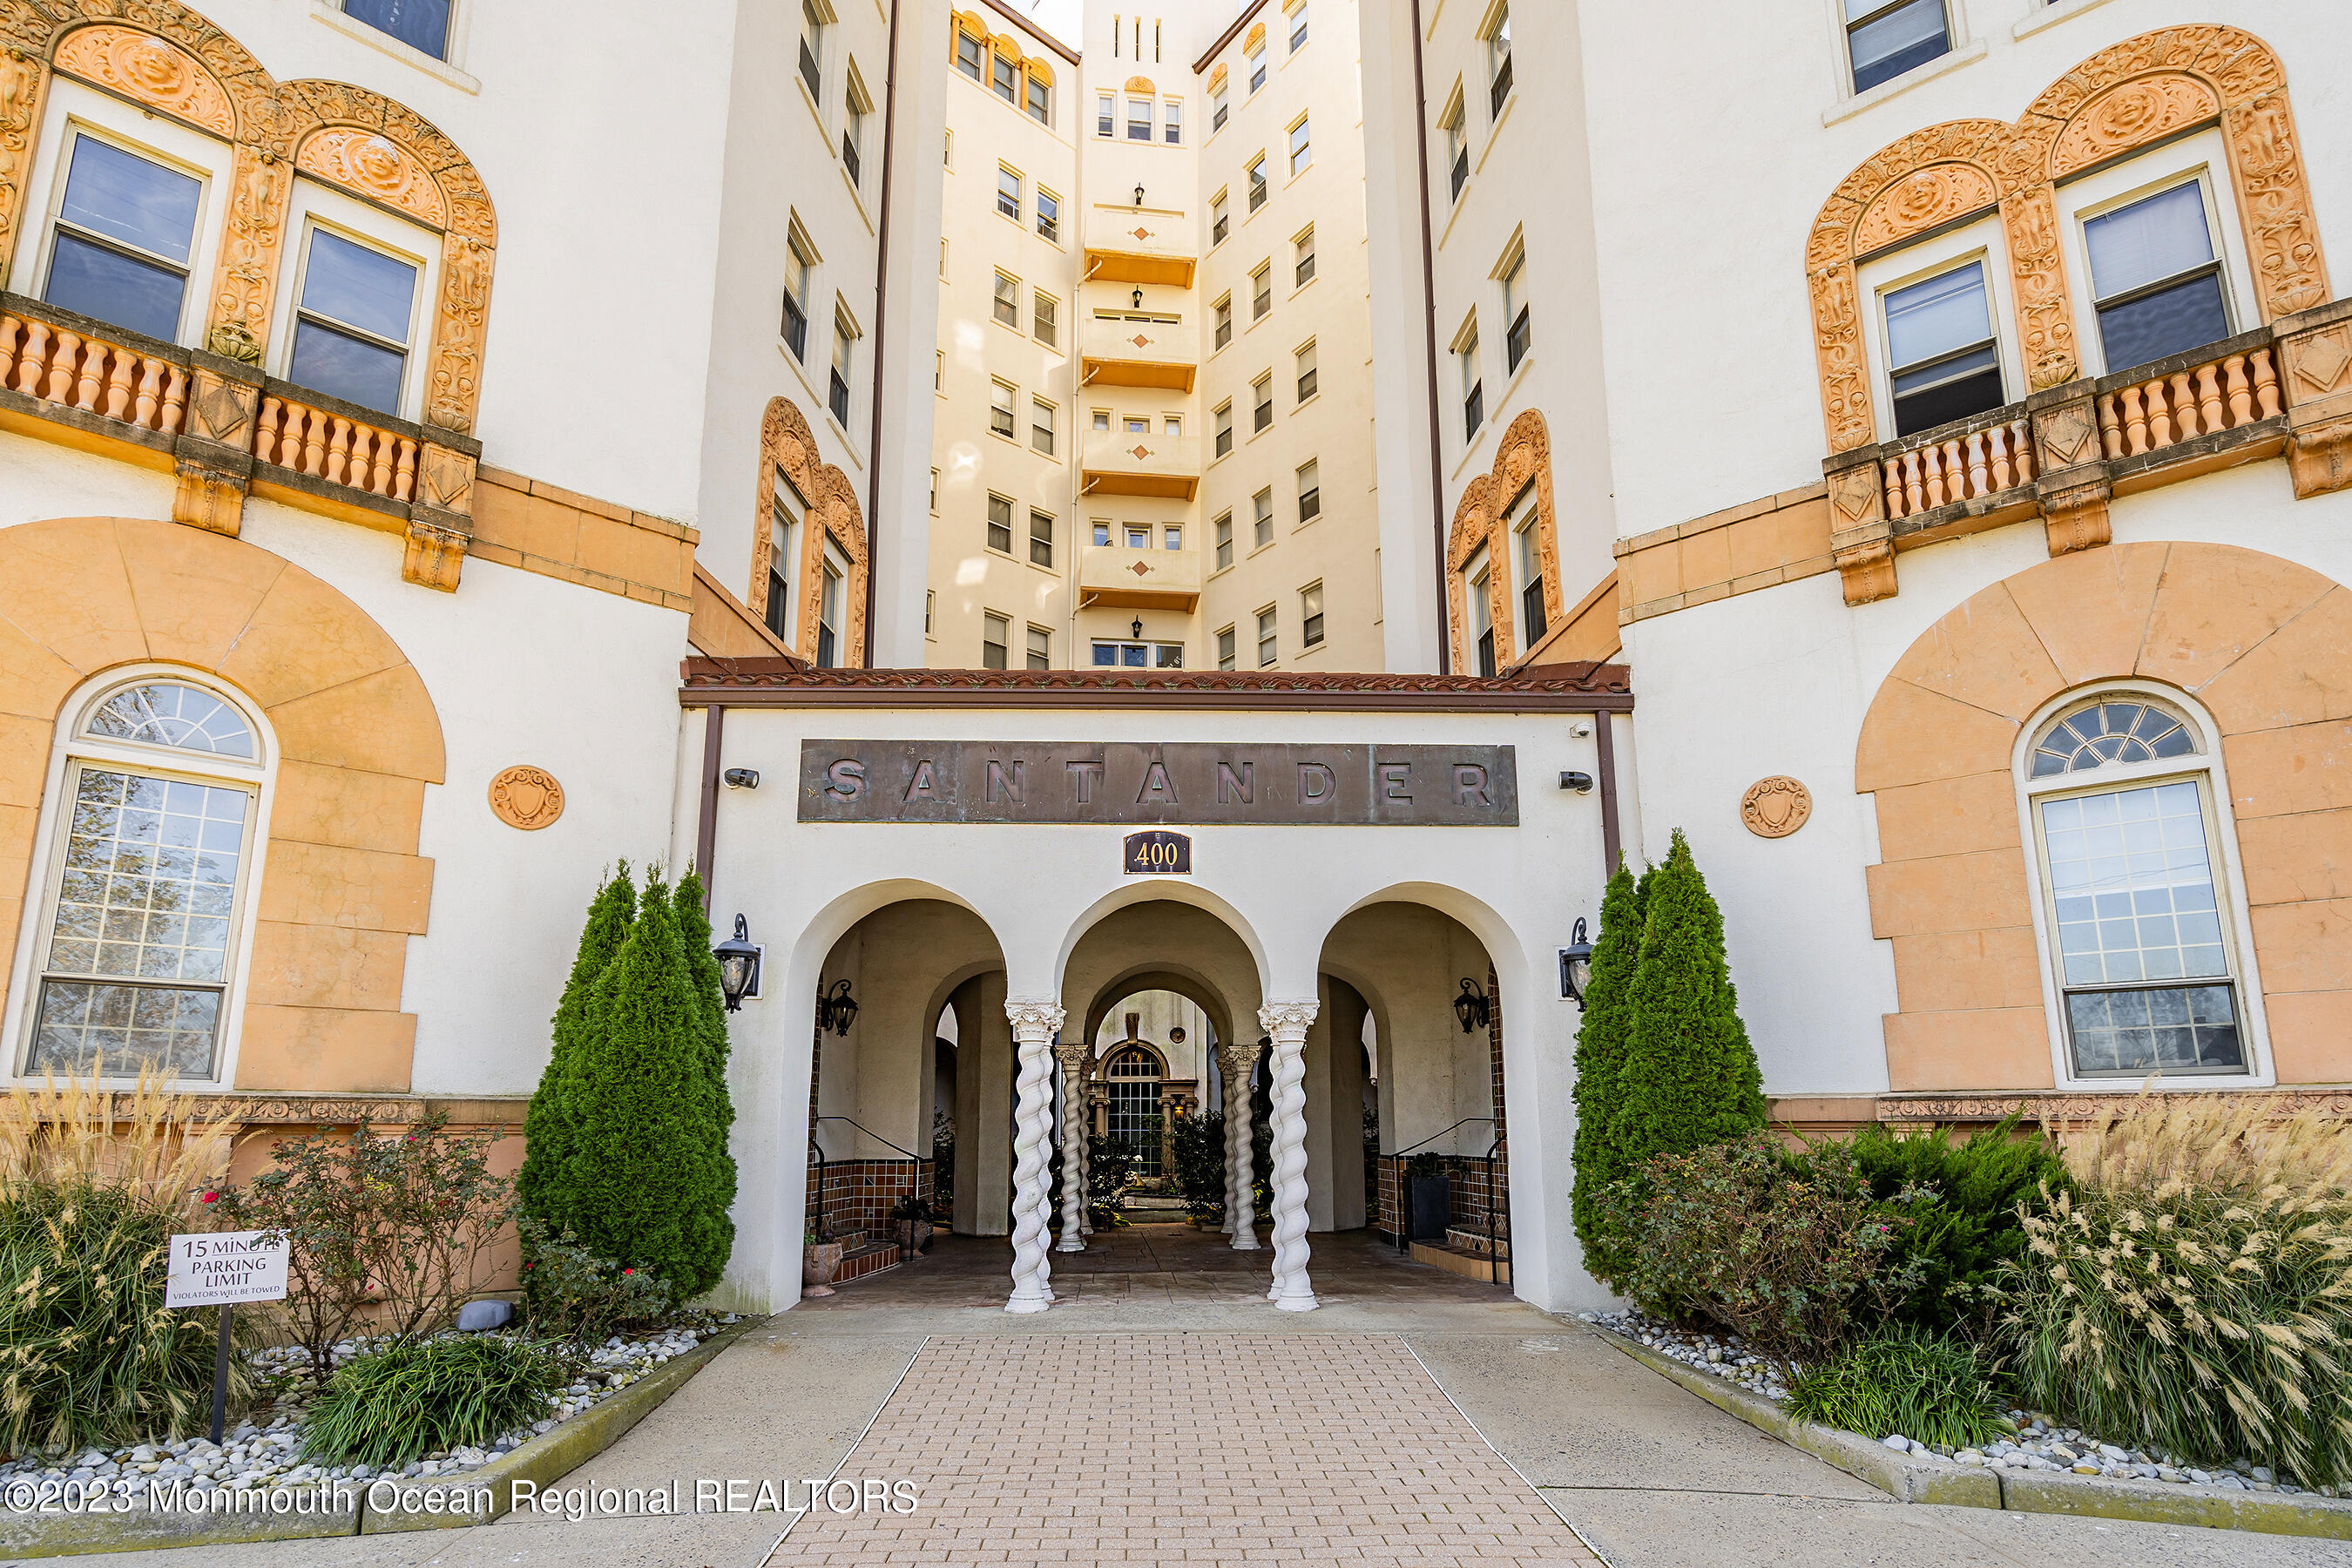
(929, 7), (1080, 669)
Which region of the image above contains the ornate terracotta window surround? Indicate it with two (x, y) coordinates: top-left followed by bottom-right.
(751, 395), (868, 669)
(0, 2), (497, 590)
(1444, 409), (1563, 676)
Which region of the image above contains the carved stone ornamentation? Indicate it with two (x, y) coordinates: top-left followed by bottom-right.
(2050, 75), (2220, 179)
(1740, 777), (1812, 839)
(1832, 524), (1897, 607)
(425, 236), (491, 434)
(1053, 1037), (1089, 1254)
(401, 517), (466, 591)
(1852, 165), (1997, 255)
(1219, 1038), (1258, 1249)
(2032, 396), (2101, 472)
(1259, 1001), (1319, 1312)
(2227, 91), (2329, 321)
(753, 395), (869, 666)
(53, 24), (230, 133)
(296, 127), (445, 226)
(1002, 1000), (1065, 1313)
(0, 46), (47, 291)
(415, 441), (476, 515)
(487, 765), (564, 830)
(2001, 186), (2079, 391)
(2042, 481), (2113, 557)
(1827, 459), (1884, 531)
(1444, 410), (1560, 673)
(172, 456), (245, 536)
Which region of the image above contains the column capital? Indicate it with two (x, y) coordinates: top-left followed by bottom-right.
(1053, 1034), (1089, 1069)
(1257, 1000), (1319, 1040)
(1004, 998), (1067, 1037)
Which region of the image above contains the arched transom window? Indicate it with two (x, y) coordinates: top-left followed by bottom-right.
(2022, 693), (2246, 1080)
(21, 678), (267, 1081)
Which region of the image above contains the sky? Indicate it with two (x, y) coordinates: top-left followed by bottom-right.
(1010, 0), (1258, 54)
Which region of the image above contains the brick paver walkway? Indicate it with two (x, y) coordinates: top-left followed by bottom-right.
(774, 1332), (1604, 1566)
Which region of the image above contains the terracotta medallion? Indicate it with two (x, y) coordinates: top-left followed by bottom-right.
(488, 765), (565, 831)
(1740, 776), (1812, 839)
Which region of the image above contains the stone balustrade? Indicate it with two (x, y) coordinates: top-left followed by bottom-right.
(0, 291), (479, 592)
(1881, 413), (2037, 522)
(2096, 347), (2280, 463)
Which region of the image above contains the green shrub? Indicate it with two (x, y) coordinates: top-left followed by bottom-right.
(1166, 1107), (1226, 1218)
(0, 1071), (251, 1456)
(1087, 1134), (1140, 1226)
(518, 865), (636, 1226)
(301, 1335), (571, 1469)
(1599, 1132), (1917, 1382)
(1788, 1326), (2006, 1450)
(1612, 832), (1766, 1191)
(516, 1215), (673, 1342)
(669, 868), (739, 1276)
(1851, 1117), (2070, 1335)
(2007, 1096), (2352, 1487)
(1570, 860), (1646, 1284)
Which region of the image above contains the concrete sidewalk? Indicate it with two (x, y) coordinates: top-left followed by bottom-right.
(67, 1227), (2350, 1568)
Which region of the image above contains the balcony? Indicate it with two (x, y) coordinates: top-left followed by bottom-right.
(1081, 311), (1197, 394)
(0, 290), (480, 591)
(1080, 429), (1200, 501)
(1084, 204), (1195, 289)
(1078, 543), (1201, 612)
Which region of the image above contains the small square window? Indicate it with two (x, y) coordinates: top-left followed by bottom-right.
(1125, 524), (1150, 550)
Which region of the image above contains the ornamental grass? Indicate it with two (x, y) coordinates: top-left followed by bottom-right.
(301, 1334), (571, 1470)
(0, 1066), (250, 1456)
(1787, 1325), (2006, 1450)
(2006, 1093), (2352, 1487)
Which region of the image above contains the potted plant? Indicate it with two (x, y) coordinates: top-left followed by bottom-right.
(802, 1229), (842, 1296)
(1406, 1152), (1452, 1242)
(891, 1195), (934, 1256)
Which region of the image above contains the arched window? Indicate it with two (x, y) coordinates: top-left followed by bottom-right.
(19, 677), (269, 1081)
(2020, 691), (2250, 1081)
(1104, 1044), (1165, 1175)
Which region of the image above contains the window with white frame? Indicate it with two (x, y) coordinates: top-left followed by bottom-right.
(1457, 318), (1484, 439)
(1215, 511), (1234, 570)
(1845, 0), (1949, 94)
(1294, 226), (1316, 287)
(1162, 524), (1181, 549)
(1031, 398), (1055, 456)
(1300, 582), (1324, 647)
(986, 491), (1014, 551)
(42, 130), (204, 344)
(341, 1), (451, 60)
(1097, 92), (1115, 138)
(1124, 523), (1149, 549)
(782, 226), (814, 360)
(1288, 117), (1312, 177)
(766, 466), (804, 642)
(1507, 483), (1544, 648)
(1443, 92), (1469, 201)
(1037, 188), (1061, 243)
(1502, 245), (1531, 372)
(1248, 42), (1267, 93)
(1881, 259), (2004, 437)
(1247, 155), (1268, 212)
(1294, 341), (1318, 402)
(1253, 487), (1274, 547)
(993, 271), (1019, 328)
(1028, 75), (1051, 125)
(1217, 625), (1237, 669)
(1033, 292), (1058, 347)
(1214, 400), (1233, 458)
(1253, 373), (1274, 432)
(1029, 508), (1054, 565)
(1164, 99), (1183, 145)
(997, 167), (1022, 222)
(1212, 189), (1230, 246)
(982, 611), (1010, 670)
(828, 313), (855, 425)
(1214, 294), (1233, 351)
(1091, 638), (1184, 669)
(2083, 179), (2232, 375)
(800, 0), (828, 100)
(1485, 3), (1513, 118)
(1464, 545), (1494, 675)
(21, 678), (267, 1080)
(287, 225), (420, 416)
(1127, 96), (1152, 141)
(1252, 262), (1273, 320)
(1025, 625), (1051, 670)
(956, 27), (983, 82)
(993, 51), (1019, 105)
(1212, 82), (1229, 133)
(1297, 458), (1321, 524)
(2023, 693), (2249, 1078)
(1092, 520), (1111, 546)
(1255, 605), (1278, 666)
(815, 540), (847, 666)
(1289, 0), (1309, 51)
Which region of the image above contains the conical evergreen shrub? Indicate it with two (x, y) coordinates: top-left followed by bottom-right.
(671, 869), (738, 1271)
(1613, 829), (1766, 1179)
(517, 865), (635, 1223)
(1569, 859), (1646, 1281)
(535, 873), (736, 1300)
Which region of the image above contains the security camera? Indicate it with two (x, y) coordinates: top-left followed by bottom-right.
(1559, 771), (1594, 794)
(1568, 720), (1594, 739)
(723, 767), (761, 790)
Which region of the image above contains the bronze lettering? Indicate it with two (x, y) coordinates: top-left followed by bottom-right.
(1216, 761), (1254, 803)
(1298, 762), (1335, 804)
(1136, 760), (1179, 805)
(987, 759), (1024, 803)
(1380, 761), (1412, 801)
(1068, 760), (1105, 804)
(1454, 764), (1490, 807)
(904, 759), (940, 804)
(826, 759), (866, 799)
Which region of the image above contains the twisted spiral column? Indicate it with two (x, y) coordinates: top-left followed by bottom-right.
(1004, 1000), (1064, 1313)
(1054, 1037), (1091, 1253)
(1260, 1002), (1319, 1309)
(1220, 1039), (1259, 1250)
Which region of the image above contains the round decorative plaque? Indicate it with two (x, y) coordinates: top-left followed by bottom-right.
(1740, 776), (1811, 840)
(489, 766), (565, 831)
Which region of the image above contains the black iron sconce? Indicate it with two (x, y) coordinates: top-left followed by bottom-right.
(1559, 917), (1595, 1010)
(1452, 977), (1490, 1035)
(1132, 183), (1146, 208)
(817, 977), (860, 1037)
(713, 916), (762, 1012)
(1131, 616), (1145, 639)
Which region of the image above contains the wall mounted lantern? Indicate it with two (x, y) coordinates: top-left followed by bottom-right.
(1452, 977), (1490, 1035)
(1132, 183), (1146, 208)
(1559, 917), (1594, 1010)
(1132, 287), (1146, 310)
(713, 916), (762, 1012)
(1131, 616), (1145, 639)
(817, 977), (861, 1037)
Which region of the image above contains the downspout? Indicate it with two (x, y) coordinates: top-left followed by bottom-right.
(862, 0), (904, 667)
(694, 704), (727, 909)
(1408, 0), (1450, 673)
(1593, 711), (1621, 877)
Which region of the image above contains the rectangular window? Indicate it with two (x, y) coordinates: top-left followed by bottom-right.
(287, 227), (419, 416)
(1254, 374), (1274, 433)
(1511, 487), (1545, 648)
(1459, 323), (1484, 439)
(982, 612), (1009, 670)
(1028, 76), (1051, 125)
(1256, 606), (1278, 666)
(1487, 3), (1513, 118)
(1217, 625), (1237, 670)
(1290, 1), (1309, 51)
(1254, 487), (1274, 547)
(766, 469), (803, 642)
(925, 589), (935, 633)
(1466, 547), (1495, 675)
(1213, 85), (1229, 133)
(1212, 191), (1230, 247)
(1031, 398), (1055, 456)
(829, 318), (854, 424)
(993, 53), (1018, 105)
(986, 494), (1013, 553)
(1444, 99), (1469, 199)
(1294, 226), (1316, 287)
(1294, 341), (1318, 403)
(1092, 520), (1112, 546)
(1248, 44), (1267, 93)
(1164, 525), (1182, 550)
(1029, 509), (1054, 566)
(1125, 524), (1149, 549)
(2038, 777), (2245, 1076)
(342, 0), (450, 59)
(1090, 639), (1185, 669)
(1253, 264), (1273, 320)
(1127, 97), (1152, 141)
(1214, 294), (1233, 351)
(1289, 117), (1312, 177)
(28, 763), (255, 1079)
(1164, 99), (1183, 145)
(1214, 401), (1234, 458)
(990, 381), (1016, 439)
(1026, 625), (1051, 669)
(993, 271), (1019, 328)
(1037, 189), (1061, 243)
(1033, 292), (1058, 347)
(1093, 410), (1111, 431)
(1296, 458), (1321, 524)
(1883, 260), (2004, 438)
(997, 167), (1022, 222)
(1503, 250), (1532, 372)
(1215, 511), (1234, 570)
(1165, 415), (1182, 436)
(1847, 0), (1949, 94)
(1301, 583), (1324, 647)
(1247, 156), (1268, 213)
(43, 133), (201, 344)
(956, 29), (983, 82)
(1098, 92), (1115, 138)
(2085, 182), (2231, 374)
(817, 544), (845, 666)
(841, 78), (866, 186)
(800, 0), (827, 100)
(782, 231), (814, 360)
